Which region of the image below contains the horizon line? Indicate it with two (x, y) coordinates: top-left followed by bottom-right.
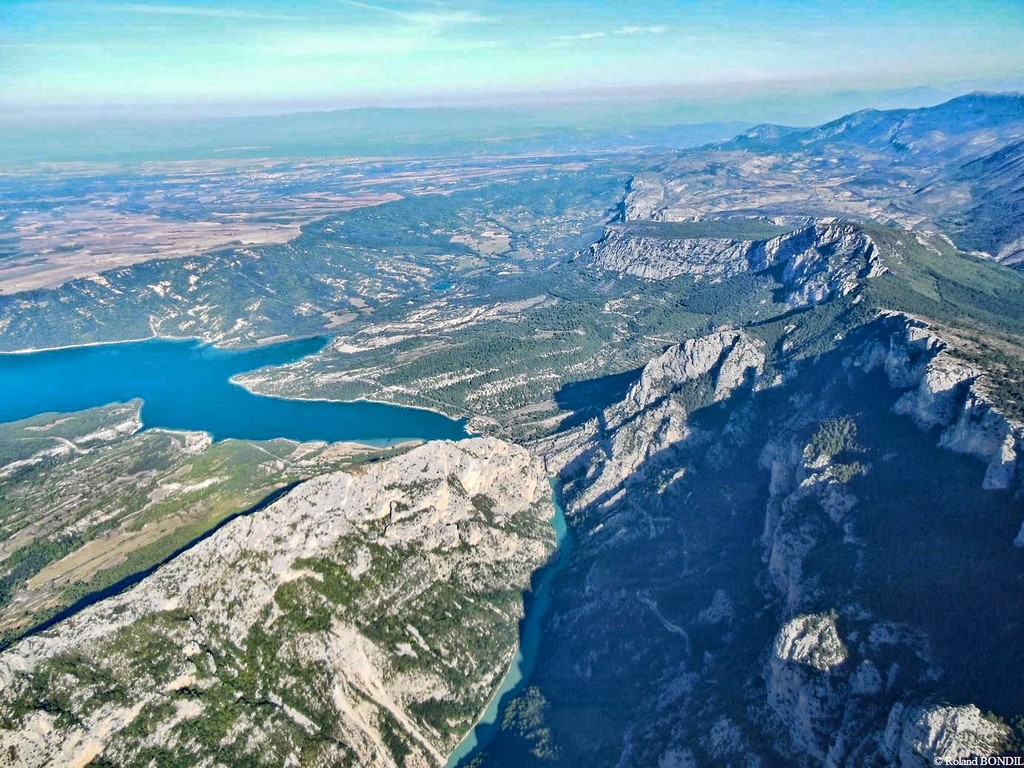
(3, 79), (1023, 127)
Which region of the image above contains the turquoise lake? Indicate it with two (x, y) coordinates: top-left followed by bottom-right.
(0, 337), (468, 443)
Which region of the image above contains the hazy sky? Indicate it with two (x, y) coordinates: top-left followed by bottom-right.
(3, 0), (1024, 116)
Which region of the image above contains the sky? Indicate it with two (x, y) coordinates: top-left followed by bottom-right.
(2, 0), (1024, 120)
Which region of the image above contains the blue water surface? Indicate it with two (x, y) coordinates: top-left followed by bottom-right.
(0, 337), (468, 443)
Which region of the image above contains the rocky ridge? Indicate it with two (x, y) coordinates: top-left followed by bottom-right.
(615, 95), (1024, 261)
(620, 172), (666, 221)
(862, 315), (1024, 494)
(0, 400), (375, 642)
(590, 221), (887, 308)
(0, 437), (556, 767)
(757, 313), (1022, 765)
(537, 330), (766, 513)
(883, 703), (1010, 767)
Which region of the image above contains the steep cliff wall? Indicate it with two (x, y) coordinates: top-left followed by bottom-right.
(590, 222), (887, 308)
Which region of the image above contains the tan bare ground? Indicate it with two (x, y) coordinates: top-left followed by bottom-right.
(255, 334), (292, 346)
(0, 193), (401, 295)
(324, 311), (359, 329)
(24, 507), (212, 593)
(451, 227), (512, 256)
(508, 399), (559, 417)
(23, 417), (75, 432)
(0, 444), (396, 635)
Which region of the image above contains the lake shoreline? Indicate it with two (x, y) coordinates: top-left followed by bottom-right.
(3, 333), (474, 431)
(3, 334), (167, 355)
(1, 330), (336, 356)
(229, 375), (474, 429)
(2, 337), (467, 444)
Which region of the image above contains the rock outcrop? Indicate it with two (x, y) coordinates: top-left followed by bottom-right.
(760, 418), (864, 612)
(883, 703), (1009, 766)
(621, 173), (666, 221)
(0, 438), (556, 767)
(864, 315), (1024, 493)
(590, 222), (887, 308)
(489, 310), (1023, 768)
(767, 613), (849, 761)
(538, 330), (765, 512)
(773, 613), (848, 673)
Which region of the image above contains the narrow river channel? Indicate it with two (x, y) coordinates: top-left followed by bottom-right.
(447, 480), (572, 767)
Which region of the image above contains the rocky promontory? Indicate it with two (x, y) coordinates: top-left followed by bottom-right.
(0, 437), (556, 767)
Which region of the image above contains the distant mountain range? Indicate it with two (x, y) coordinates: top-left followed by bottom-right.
(736, 92), (1024, 157)
(0, 107), (750, 165)
(639, 92), (1024, 265)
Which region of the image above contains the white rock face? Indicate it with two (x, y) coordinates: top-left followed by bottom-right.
(752, 222), (887, 307)
(767, 613), (849, 761)
(877, 316), (1023, 492)
(883, 703), (1009, 766)
(873, 321), (944, 390)
(893, 351), (980, 430)
(0, 438), (556, 768)
(773, 613), (848, 672)
(622, 173), (666, 220)
(590, 231), (755, 282)
(618, 331), (765, 417)
(940, 394), (1020, 490)
(590, 222), (886, 308)
(760, 429), (859, 612)
(538, 331), (765, 512)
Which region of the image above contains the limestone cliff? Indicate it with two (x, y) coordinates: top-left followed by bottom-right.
(620, 173), (666, 221)
(862, 314), (1024, 494)
(883, 703), (1010, 767)
(755, 313), (1023, 764)
(521, 312), (1019, 767)
(590, 221), (887, 308)
(767, 613), (849, 762)
(537, 330), (765, 513)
